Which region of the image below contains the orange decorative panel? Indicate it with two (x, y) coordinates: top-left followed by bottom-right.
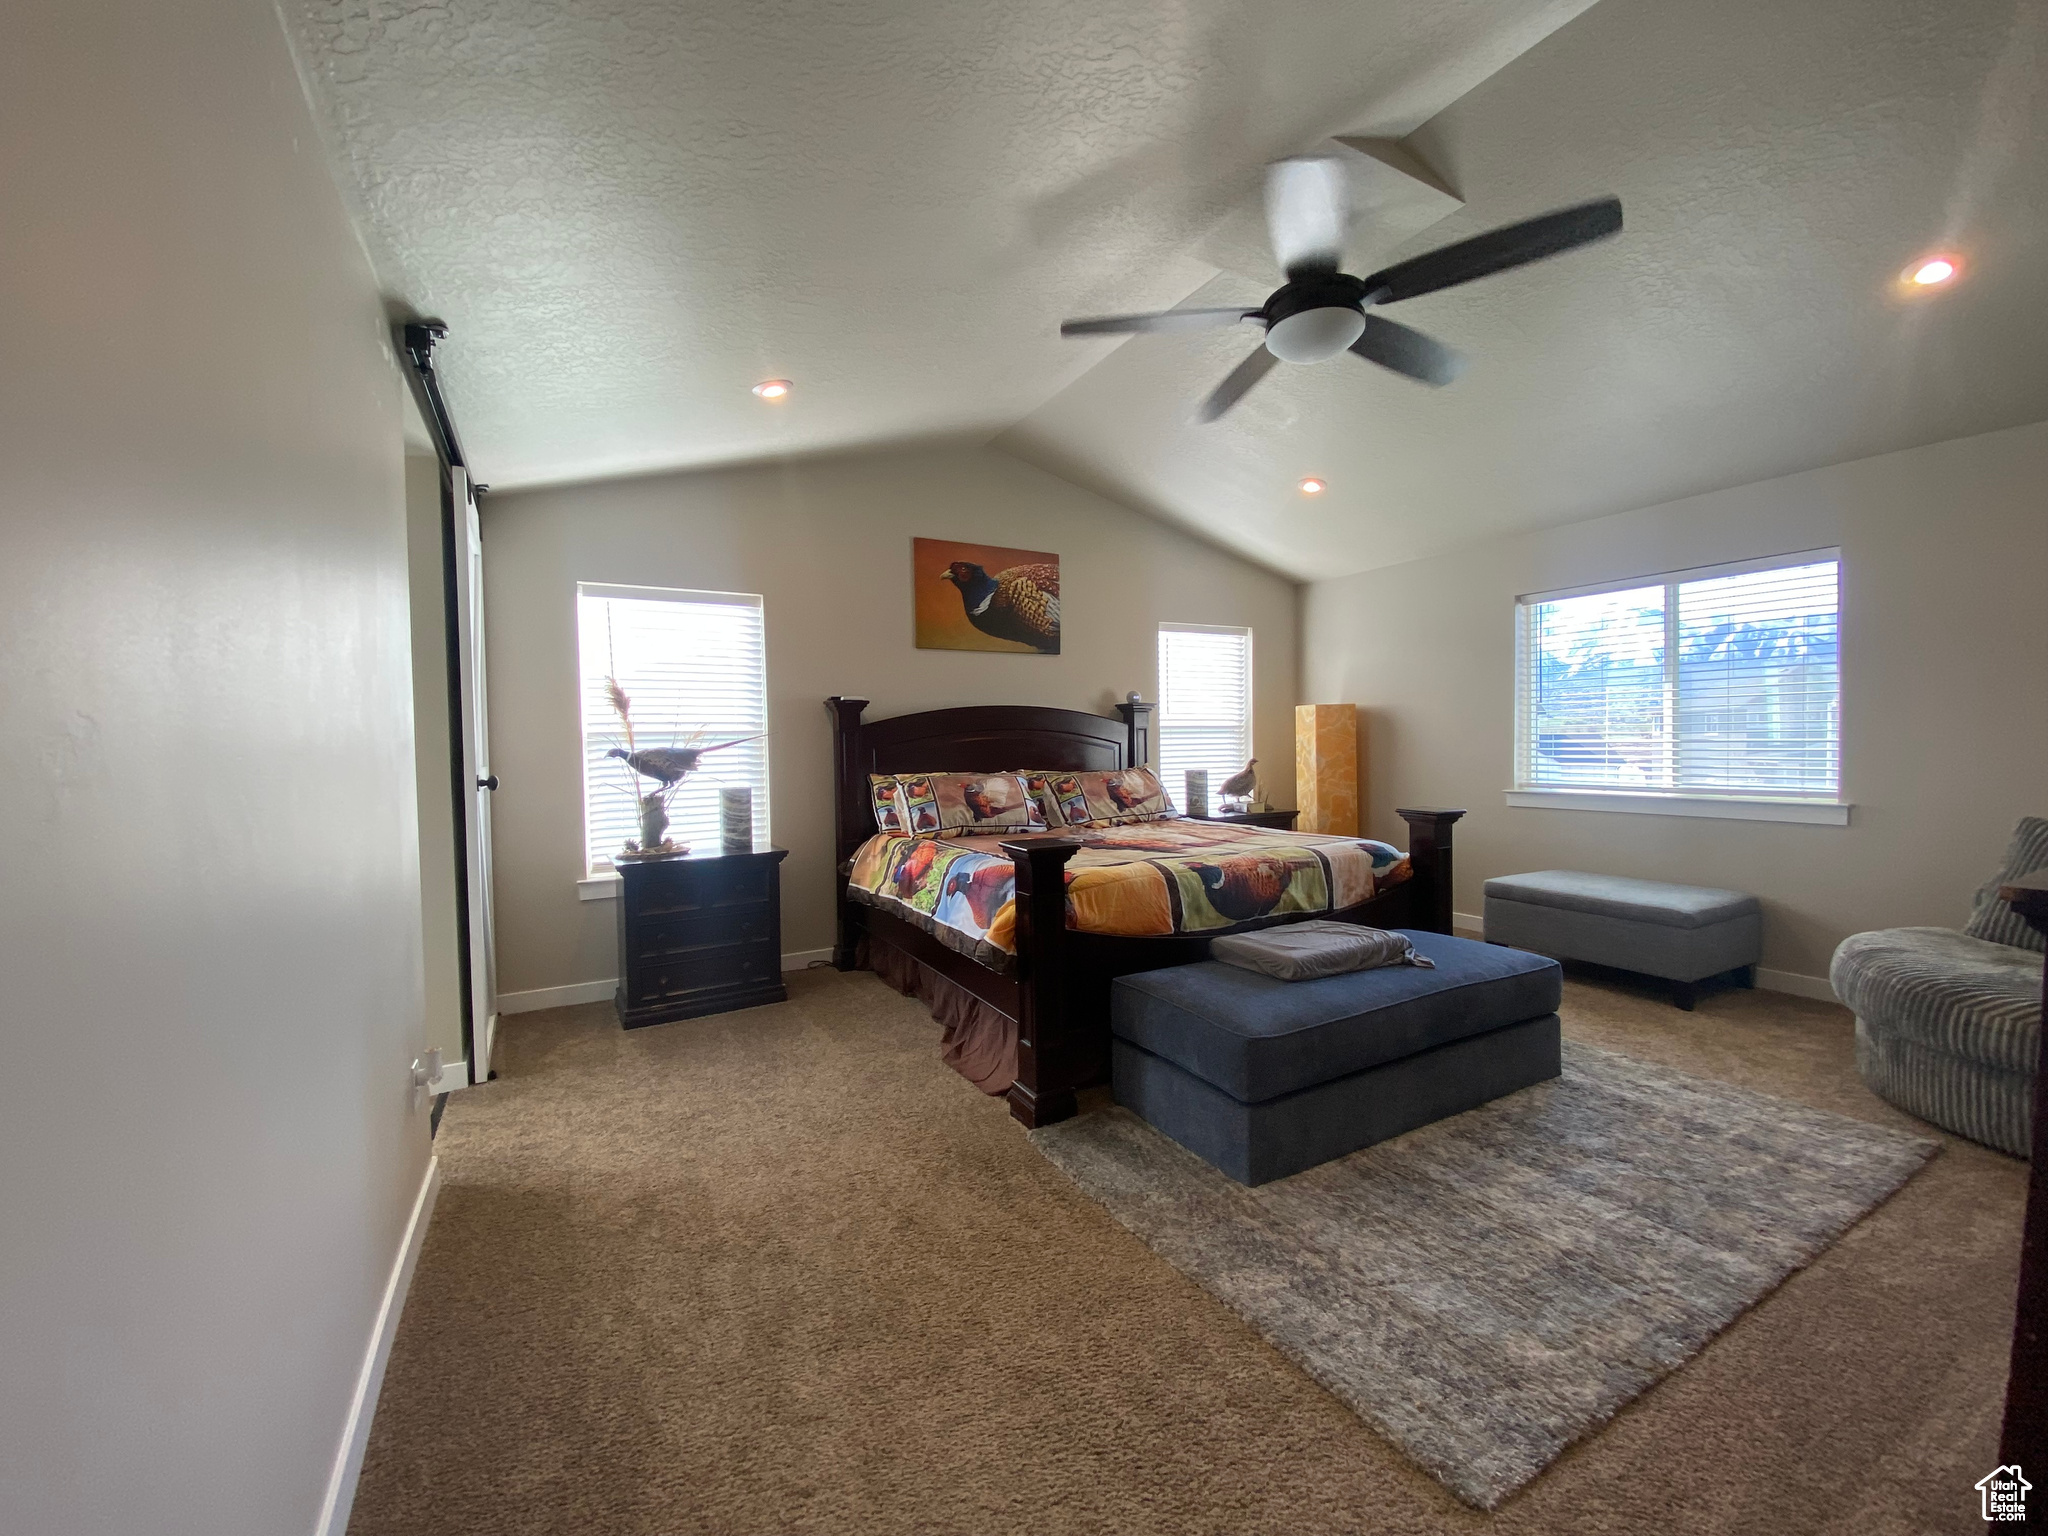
(1295, 704), (1359, 836)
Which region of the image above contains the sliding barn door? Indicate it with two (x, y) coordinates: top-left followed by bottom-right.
(450, 466), (499, 1082)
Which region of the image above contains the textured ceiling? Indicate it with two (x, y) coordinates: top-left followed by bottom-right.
(289, 0), (1595, 486)
(1000, 0), (2048, 576)
(291, 0), (2048, 580)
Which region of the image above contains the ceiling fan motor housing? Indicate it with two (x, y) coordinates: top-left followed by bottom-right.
(1262, 273), (1376, 363)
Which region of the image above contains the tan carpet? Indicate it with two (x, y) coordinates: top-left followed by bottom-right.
(349, 967), (2022, 1536)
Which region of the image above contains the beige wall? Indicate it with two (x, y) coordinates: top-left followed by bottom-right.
(1304, 419), (2048, 982)
(481, 446), (1301, 994)
(0, 1), (432, 1532)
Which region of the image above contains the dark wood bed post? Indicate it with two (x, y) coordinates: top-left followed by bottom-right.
(1999, 869), (2048, 1470)
(1396, 807), (1466, 935)
(1000, 837), (1085, 1129)
(1114, 696), (1155, 767)
(826, 696), (870, 970)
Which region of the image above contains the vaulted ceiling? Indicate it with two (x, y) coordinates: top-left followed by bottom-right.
(292, 0), (2048, 578)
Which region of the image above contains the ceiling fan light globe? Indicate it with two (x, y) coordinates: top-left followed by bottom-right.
(1264, 306), (1366, 364)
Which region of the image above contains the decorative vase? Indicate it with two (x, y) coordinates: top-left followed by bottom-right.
(1184, 769), (1209, 818)
(720, 787), (753, 851)
(637, 792), (669, 848)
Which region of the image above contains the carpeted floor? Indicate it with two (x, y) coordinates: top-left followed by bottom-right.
(348, 966), (2023, 1536)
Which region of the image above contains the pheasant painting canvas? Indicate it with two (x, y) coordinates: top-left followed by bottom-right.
(913, 537), (1060, 654)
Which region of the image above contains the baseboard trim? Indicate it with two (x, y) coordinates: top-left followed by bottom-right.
(504, 952), (833, 1014)
(315, 1154), (439, 1536)
(1452, 910), (1484, 937)
(1756, 967), (1837, 1002)
(498, 979), (615, 1014)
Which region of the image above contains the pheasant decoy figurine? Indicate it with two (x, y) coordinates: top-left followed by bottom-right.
(939, 560), (1060, 653)
(1218, 760), (1259, 801)
(606, 734), (763, 786)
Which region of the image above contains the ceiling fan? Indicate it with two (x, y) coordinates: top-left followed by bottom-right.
(1060, 157), (1622, 422)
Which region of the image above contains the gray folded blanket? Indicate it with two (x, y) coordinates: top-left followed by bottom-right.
(1210, 920), (1436, 981)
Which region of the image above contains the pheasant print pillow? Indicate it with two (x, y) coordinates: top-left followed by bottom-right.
(868, 774), (906, 834)
(890, 773), (1046, 839)
(1045, 767), (1175, 827)
(1011, 772), (1065, 831)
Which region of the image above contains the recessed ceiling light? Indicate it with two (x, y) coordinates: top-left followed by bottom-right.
(751, 379), (792, 399)
(1907, 256), (1958, 286)
(1298, 477), (1326, 495)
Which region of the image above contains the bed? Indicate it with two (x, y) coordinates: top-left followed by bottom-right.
(828, 697), (1464, 1128)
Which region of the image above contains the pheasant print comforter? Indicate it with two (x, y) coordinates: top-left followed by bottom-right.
(846, 819), (1410, 971)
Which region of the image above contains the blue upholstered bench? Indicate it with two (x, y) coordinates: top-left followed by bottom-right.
(1109, 930), (1562, 1185)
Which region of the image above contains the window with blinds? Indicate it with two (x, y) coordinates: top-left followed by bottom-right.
(577, 583), (769, 871)
(1157, 624), (1253, 808)
(1515, 553), (1840, 800)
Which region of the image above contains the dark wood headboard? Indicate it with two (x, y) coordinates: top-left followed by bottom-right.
(825, 698), (1153, 867)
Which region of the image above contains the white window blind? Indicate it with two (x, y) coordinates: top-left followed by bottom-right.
(1515, 553), (1840, 800)
(577, 583), (769, 871)
(1157, 624), (1253, 807)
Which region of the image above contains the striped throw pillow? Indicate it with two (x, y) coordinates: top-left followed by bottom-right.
(1962, 816), (2048, 954)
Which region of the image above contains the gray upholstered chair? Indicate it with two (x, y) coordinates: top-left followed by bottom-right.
(1831, 818), (2048, 1156)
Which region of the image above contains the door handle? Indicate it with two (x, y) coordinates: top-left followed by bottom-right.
(479, 775), (499, 791)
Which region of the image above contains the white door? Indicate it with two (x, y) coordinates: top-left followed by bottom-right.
(450, 467), (499, 1083)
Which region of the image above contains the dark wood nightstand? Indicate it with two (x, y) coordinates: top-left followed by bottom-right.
(1187, 809), (1300, 831)
(614, 846), (788, 1029)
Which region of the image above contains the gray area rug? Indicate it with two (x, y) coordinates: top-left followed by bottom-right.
(1032, 1042), (1937, 1509)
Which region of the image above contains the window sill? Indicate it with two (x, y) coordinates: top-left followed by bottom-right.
(1504, 789), (1851, 825)
(578, 873), (621, 901)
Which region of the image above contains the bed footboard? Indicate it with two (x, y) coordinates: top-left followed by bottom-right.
(994, 813), (1464, 1128)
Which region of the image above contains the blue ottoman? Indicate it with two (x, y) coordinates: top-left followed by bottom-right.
(1110, 930), (1563, 1185)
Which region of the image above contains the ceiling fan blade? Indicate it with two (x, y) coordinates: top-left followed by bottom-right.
(1196, 344), (1281, 423)
(1349, 314), (1465, 386)
(1061, 307), (1258, 337)
(1363, 196), (1622, 305)
(1265, 157), (1348, 280)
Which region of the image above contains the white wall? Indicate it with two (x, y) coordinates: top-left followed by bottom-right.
(0, 3), (432, 1533)
(1304, 420), (2048, 982)
(481, 446), (1301, 994)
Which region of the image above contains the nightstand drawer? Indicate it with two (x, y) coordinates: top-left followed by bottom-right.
(626, 857), (773, 914)
(630, 943), (777, 1002)
(628, 902), (773, 963)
